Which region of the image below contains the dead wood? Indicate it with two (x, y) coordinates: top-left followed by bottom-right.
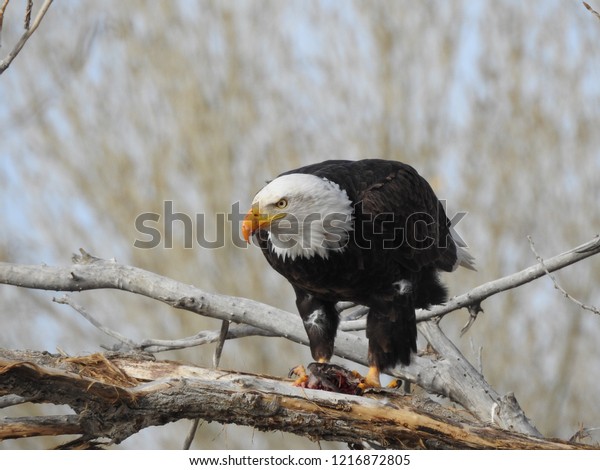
(0, 349), (593, 449)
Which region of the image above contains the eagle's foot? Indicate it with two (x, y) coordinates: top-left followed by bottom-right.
(288, 365), (309, 387)
(356, 365), (382, 390)
(386, 378), (403, 389)
(355, 369), (405, 390)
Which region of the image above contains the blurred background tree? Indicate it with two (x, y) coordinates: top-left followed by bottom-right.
(1, 0), (599, 449)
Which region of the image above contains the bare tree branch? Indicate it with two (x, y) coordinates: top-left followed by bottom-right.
(0, 0), (53, 75)
(212, 320), (230, 368)
(584, 1), (600, 22)
(53, 294), (139, 348)
(2, 235), (598, 332)
(528, 235), (600, 314)
(54, 290), (275, 353)
(416, 234), (600, 321)
(398, 321), (542, 437)
(0, 0), (10, 48)
(24, 0), (32, 30)
(182, 418), (201, 451)
(0, 349), (593, 449)
(0, 235), (599, 442)
(138, 324), (275, 353)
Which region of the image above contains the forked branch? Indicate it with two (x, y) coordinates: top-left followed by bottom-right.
(0, 235), (599, 444)
(0, 0), (53, 74)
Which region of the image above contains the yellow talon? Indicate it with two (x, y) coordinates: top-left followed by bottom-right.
(289, 365), (309, 387)
(356, 365), (381, 390)
(386, 378), (402, 389)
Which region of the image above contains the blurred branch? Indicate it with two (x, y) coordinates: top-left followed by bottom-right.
(24, 0), (32, 30)
(0, 235), (599, 441)
(0, 0), (53, 75)
(0, 349), (593, 449)
(584, 2), (600, 22)
(0, 0), (9, 48)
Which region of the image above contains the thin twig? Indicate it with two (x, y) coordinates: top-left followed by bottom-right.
(139, 324), (275, 353)
(0, 0), (10, 48)
(24, 0), (32, 30)
(570, 425), (600, 443)
(183, 418), (202, 450)
(212, 320), (230, 369)
(460, 303), (483, 336)
(53, 297), (273, 354)
(53, 295), (140, 348)
(340, 235), (600, 329)
(528, 235), (600, 315)
(583, 2), (600, 22)
(0, 0), (53, 74)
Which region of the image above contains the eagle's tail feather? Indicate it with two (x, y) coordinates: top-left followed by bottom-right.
(455, 245), (477, 271)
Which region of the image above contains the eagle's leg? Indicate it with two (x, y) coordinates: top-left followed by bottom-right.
(290, 287), (339, 386)
(359, 287), (417, 389)
(294, 287), (340, 362)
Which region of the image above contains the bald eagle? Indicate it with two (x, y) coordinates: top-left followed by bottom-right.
(242, 159), (474, 387)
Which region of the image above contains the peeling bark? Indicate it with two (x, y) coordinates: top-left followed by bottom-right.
(0, 349), (592, 449)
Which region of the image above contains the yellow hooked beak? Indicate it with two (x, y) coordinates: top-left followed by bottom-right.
(242, 207), (285, 243)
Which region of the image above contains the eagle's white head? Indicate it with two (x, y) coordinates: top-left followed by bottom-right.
(242, 173), (354, 260)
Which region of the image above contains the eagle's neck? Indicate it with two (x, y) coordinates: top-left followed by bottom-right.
(268, 178), (354, 261)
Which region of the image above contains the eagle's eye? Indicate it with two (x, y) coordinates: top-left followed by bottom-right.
(276, 198), (288, 209)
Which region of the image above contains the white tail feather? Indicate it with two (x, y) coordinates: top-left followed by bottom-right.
(454, 245), (477, 271)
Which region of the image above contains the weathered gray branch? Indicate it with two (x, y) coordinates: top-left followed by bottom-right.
(420, 234), (600, 321)
(0, 235), (599, 442)
(0, 349), (592, 449)
(55, 293), (275, 353)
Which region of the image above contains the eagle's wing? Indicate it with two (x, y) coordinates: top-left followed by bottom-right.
(356, 163), (457, 272)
